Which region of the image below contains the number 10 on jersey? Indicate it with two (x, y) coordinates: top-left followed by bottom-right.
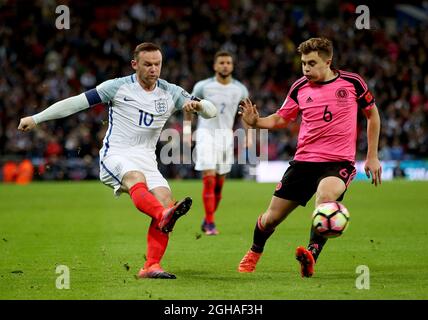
(139, 110), (154, 126)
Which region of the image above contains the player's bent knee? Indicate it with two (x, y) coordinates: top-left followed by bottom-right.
(152, 187), (173, 207)
(122, 171), (147, 191)
(316, 178), (346, 205)
(316, 191), (342, 204)
(202, 170), (216, 177)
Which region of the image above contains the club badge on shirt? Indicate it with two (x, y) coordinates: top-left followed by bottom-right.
(335, 88), (349, 99)
(154, 99), (168, 115)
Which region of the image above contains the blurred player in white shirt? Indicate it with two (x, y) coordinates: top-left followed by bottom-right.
(18, 43), (217, 279)
(184, 51), (250, 235)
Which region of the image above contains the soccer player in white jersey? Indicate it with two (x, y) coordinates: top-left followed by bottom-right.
(18, 43), (217, 279)
(184, 51), (249, 235)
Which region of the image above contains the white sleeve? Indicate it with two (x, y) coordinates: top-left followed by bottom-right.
(191, 81), (204, 99)
(171, 85), (193, 111)
(32, 93), (90, 124)
(241, 85), (249, 100)
(198, 99), (217, 119)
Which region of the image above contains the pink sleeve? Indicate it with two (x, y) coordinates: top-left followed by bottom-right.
(276, 95), (299, 121)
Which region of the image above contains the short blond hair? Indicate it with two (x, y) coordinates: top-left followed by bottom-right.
(297, 38), (333, 60)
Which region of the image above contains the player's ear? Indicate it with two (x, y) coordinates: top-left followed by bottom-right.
(213, 58), (220, 71)
(131, 59), (138, 70)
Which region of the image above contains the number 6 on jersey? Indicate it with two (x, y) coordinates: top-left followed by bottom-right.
(323, 105), (333, 122)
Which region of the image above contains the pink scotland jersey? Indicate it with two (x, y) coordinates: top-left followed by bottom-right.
(277, 70), (375, 162)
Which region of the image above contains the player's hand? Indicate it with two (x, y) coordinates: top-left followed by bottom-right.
(364, 157), (382, 186)
(183, 101), (202, 113)
(238, 98), (259, 127)
(18, 116), (36, 132)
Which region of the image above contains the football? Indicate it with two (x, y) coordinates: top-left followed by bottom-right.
(312, 201), (350, 238)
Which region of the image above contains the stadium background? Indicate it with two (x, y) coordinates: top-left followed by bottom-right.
(1, 0), (427, 183)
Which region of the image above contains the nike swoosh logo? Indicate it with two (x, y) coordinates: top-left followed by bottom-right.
(124, 97), (136, 102)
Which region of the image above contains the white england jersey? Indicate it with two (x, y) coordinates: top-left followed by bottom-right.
(192, 77), (248, 146)
(192, 77), (248, 131)
(84, 74), (192, 158)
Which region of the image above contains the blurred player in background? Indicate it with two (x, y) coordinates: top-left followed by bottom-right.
(184, 51), (250, 235)
(238, 38), (382, 277)
(18, 42), (217, 279)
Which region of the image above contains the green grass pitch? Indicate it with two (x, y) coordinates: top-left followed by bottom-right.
(0, 179), (427, 299)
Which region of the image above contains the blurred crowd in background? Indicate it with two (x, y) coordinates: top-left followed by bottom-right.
(1, 0), (428, 182)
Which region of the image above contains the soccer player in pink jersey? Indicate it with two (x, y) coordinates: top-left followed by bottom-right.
(237, 38), (382, 277)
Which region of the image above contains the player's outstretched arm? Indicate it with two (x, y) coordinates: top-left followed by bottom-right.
(363, 105), (382, 186)
(239, 98), (288, 130)
(182, 99), (216, 119)
(17, 93), (90, 132)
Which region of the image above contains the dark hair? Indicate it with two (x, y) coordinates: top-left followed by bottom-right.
(133, 42), (161, 60)
(297, 38), (333, 60)
(214, 50), (233, 62)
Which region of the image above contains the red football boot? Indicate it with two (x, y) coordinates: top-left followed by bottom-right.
(137, 263), (176, 279)
(238, 250), (262, 273)
(295, 246), (315, 278)
(158, 197), (192, 233)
